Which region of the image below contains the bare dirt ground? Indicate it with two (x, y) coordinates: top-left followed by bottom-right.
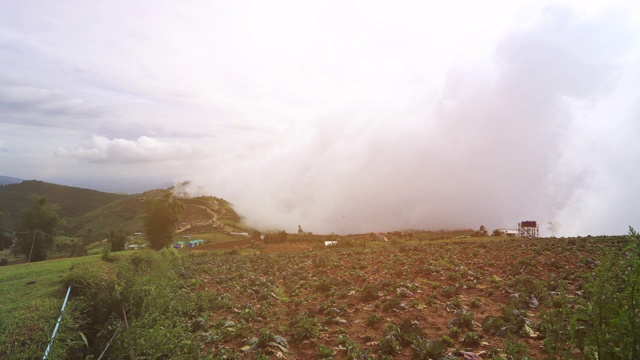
(189, 236), (621, 359)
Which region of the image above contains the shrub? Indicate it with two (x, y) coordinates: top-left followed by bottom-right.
(61, 251), (206, 358)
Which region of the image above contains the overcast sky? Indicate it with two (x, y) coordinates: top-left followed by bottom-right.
(1, 0), (639, 236)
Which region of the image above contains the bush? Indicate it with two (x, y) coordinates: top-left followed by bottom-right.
(61, 251), (207, 358)
(576, 227), (640, 359)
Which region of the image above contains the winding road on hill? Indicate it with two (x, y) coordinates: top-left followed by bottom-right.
(177, 204), (225, 233)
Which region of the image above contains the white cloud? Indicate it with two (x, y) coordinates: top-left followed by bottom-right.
(1, 1), (639, 236)
(55, 136), (199, 164)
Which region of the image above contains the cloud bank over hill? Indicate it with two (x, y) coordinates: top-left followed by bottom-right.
(1, 1), (639, 236)
(186, 6), (640, 236)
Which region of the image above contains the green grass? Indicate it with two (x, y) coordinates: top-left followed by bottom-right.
(0, 255), (101, 359)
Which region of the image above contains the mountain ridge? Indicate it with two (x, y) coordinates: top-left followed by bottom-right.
(0, 176), (24, 186)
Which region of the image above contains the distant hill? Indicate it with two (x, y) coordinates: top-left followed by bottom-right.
(0, 180), (127, 231)
(0, 176), (23, 186)
(67, 189), (249, 238)
(0, 180), (252, 240)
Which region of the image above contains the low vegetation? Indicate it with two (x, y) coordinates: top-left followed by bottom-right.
(1, 230), (637, 359)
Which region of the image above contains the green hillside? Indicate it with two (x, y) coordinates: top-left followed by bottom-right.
(67, 189), (246, 237)
(0, 180), (126, 231)
(0, 180), (250, 243)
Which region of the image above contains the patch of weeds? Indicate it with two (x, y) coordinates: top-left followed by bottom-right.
(242, 328), (289, 355)
(378, 335), (401, 356)
(447, 271), (462, 281)
(538, 302), (572, 356)
(441, 285), (459, 298)
(410, 337), (446, 360)
(441, 335), (455, 348)
(382, 297), (403, 311)
(421, 294), (436, 307)
(504, 335), (532, 359)
(448, 326), (461, 339)
(388, 318), (424, 346)
(470, 297), (482, 308)
(462, 331), (480, 346)
(289, 313), (319, 342)
(365, 313), (383, 328)
(360, 284), (380, 302)
(336, 335), (373, 360)
(481, 305), (536, 338)
(448, 309), (474, 331)
(317, 344), (334, 360)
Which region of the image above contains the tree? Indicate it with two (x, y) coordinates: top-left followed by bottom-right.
(0, 213), (13, 250)
(109, 228), (128, 252)
(143, 193), (184, 250)
(15, 197), (62, 262)
(474, 225), (488, 237)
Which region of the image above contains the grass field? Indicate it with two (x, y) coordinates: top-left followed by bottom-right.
(0, 255), (100, 359)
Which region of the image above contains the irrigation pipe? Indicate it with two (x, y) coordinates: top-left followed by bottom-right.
(27, 229), (38, 264)
(42, 285), (71, 359)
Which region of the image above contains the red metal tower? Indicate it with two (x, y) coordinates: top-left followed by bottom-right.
(518, 221), (539, 238)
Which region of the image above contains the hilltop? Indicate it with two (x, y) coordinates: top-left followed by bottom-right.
(67, 189), (249, 237)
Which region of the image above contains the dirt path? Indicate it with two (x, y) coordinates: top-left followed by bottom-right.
(177, 204), (224, 233)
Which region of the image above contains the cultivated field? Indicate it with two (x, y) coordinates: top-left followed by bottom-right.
(0, 234), (635, 359)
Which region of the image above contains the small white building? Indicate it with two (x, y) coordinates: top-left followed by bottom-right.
(496, 229), (518, 237)
(230, 232), (250, 237)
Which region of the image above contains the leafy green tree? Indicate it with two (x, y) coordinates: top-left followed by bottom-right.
(15, 197), (62, 262)
(109, 228), (128, 252)
(0, 213), (13, 250)
(143, 193), (184, 250)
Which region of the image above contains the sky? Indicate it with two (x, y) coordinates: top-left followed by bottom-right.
(1, 0), (639, 236)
